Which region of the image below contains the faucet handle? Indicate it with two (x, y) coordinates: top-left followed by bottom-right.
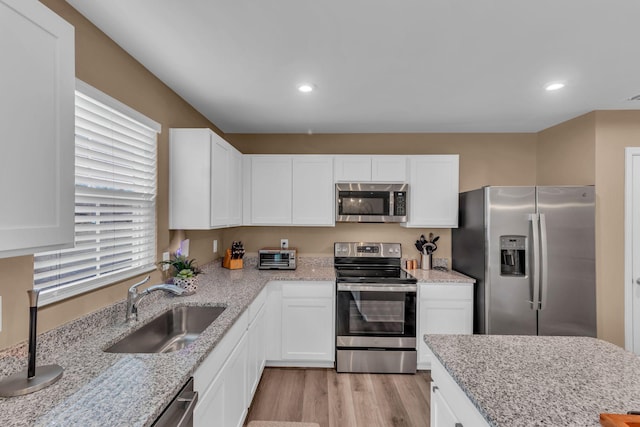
(129, 275), (151, 293)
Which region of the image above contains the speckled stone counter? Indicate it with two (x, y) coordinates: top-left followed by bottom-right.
(424, 334), (640, 426)
(0, 258), (334, 427)
(408, 268), (475, 283)
(0, 255), (473, 427)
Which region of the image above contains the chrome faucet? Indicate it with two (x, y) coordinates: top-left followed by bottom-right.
(126, 275), (187, 322)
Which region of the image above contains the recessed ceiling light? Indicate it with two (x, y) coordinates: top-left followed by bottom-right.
(297, 83), (315, 93)
(545, 82), (565, 91)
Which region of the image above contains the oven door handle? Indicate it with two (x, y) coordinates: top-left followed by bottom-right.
(337, 283), (417, 292)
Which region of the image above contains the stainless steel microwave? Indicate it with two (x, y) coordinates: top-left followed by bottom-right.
(335, 183), (408, 223)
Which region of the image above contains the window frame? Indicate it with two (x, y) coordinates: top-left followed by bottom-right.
(34, 80), (161, 307)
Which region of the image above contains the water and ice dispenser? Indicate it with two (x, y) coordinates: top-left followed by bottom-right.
(500, 236), (526, 276)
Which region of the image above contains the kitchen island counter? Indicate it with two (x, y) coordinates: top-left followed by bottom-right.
(424, 334), (640, 426)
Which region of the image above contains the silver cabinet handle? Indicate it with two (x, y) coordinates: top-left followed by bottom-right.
(455, 423), (463, 427)
(636, 278), (640, 285)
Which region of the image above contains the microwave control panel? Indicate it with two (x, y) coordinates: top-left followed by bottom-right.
(394, 191), (407, 216)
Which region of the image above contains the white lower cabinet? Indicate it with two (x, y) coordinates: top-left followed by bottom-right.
(431, 383), (460, 427)
(194, 282), (335, 427)
(266, 281), (335, 367)
(194, 310), (249, 427)
(417, 283), (473, 369)
(247, 302), (267, 401)
(430, 357), (490, 427)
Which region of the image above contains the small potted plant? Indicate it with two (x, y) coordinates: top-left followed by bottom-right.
(159, 250), (202, 294)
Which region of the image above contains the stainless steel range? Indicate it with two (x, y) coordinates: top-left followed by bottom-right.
(334, 242), (417, 374)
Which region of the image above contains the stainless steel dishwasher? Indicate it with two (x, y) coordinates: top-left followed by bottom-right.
(152, 377), (198, 427)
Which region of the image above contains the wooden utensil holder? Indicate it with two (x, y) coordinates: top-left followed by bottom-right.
(222, 249), (243, 270)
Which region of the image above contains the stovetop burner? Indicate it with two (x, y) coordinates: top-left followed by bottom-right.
(334, 242), (417, 284)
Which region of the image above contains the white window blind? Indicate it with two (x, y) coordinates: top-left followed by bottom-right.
(34, 81), (160, 306)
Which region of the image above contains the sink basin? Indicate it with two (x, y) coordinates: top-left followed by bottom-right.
(105, 305), (225, 353)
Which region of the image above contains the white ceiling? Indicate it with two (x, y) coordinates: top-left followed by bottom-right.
(66, 0), (640, 134)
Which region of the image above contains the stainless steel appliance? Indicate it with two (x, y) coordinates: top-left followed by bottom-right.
(452, 186), (596, 336)
(258, 248), (297, 270)
(334, 242), (417, 374)
(152, 377), (197, 427)
(335, 183), (408, 223)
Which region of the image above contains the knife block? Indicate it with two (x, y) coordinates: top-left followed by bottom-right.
(222, 249), (243, 270)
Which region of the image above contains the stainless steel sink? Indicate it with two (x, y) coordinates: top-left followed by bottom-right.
(105, 305), (226, 353)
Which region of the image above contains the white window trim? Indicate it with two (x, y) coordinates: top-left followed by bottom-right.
(37, 80), (161, 307)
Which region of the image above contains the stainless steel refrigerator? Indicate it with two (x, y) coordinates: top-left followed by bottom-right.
(452, 186), (596, 336)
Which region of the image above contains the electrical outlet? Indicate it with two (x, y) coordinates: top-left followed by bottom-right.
(162, 252), (170, 271)
(213, 240), (218, 253)
(281, 239), (289, 249)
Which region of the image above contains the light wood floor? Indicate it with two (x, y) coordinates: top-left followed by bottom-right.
(245, 368), (432, 427)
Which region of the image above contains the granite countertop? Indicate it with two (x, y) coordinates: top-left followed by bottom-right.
(0, 256), (472, 427)
(424, 334), (640, 426)
(408, 268), (475, 283)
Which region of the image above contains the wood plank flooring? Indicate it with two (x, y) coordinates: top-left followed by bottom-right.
(245, 368), (432, 427)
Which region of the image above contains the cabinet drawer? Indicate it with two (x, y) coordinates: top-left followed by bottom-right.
(281, 281), (334, 298)
(420, 283), (472, 301)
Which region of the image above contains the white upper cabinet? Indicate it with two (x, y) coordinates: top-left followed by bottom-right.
(403, 155), (459, 228)
(244, 155), (334, 226)
(169, 128), (242, 229)
(0, 0), (75, 258)
(334, 155), (406, 182)
(334, 156), (372, 181)
(248, 156), (293, 225)
(371, 156), (407, 182)
(292, 156), (334, 226)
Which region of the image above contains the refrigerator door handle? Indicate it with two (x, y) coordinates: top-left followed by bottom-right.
(530, 213), (541, 310)
(539, 213), (549, 310)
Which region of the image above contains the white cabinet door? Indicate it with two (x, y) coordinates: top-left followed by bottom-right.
(229, 147), (243, 226)
(169, 129), (212, 229)
(431, 384), (461, 427)
(226, 333), (249, 427)
(211, 134), (230, 227)
(194, 332), (249, 427)
(334, 156), (372, 181)
(0, 0), (75, 258)
(194, 368), (225, 427)
(247, 303), (266, 401)
(371, 156), (407, 182)
(170, 128), (241, 229)
(418, 284), (473, 369)
(281, 282), (334, 362)
(282, 298), (334, 361)
(404, 155), (459, 228)
(292, 156), (334, 226)
(250, 156), (293, 224)
(265, 282), (283, 361)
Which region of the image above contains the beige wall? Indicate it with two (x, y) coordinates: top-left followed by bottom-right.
(537, 112), (596, 185)
(0, 0), (223, 350)
(593, 111), (640, 347)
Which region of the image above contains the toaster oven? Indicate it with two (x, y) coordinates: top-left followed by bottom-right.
(258, 248), (297, 270)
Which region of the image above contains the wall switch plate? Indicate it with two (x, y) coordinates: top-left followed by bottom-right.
(281, 239), (289, 249)
(162, 252), (170, 271)
(213, 240), (218, 253)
